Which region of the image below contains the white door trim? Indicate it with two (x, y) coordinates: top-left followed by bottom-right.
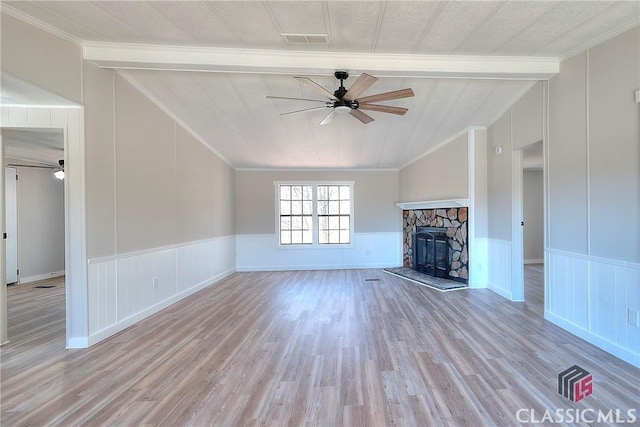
(4, 167), (18, 284)
(1, 106), (88, 348)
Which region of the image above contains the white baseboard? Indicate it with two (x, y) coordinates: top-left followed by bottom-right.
(19, 270), (65, 284)
(86, 236), (236, 346)
(545, 310), (640, 368)
(88, 268), (235, 347)
(487, 284), (513, 300)
(524, 259), (544, 264)
(67, 336), (89, 349)
(236, 263), (397, 272)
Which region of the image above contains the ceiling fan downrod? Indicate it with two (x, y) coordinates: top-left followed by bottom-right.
(333, 70), (349, 100)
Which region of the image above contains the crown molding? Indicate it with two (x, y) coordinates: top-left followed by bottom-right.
(560, 19), (640, 61)
(235, 167), (399, 172)
(0, 4), (83, 46)
(84, 42), (560, 80)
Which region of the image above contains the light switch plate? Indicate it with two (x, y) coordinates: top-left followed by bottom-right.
(635, 89), (640, 104)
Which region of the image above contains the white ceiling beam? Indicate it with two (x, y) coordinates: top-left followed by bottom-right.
(84, 43), (559, 80)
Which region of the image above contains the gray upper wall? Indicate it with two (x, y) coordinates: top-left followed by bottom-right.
(486, 111), (515, 241)
(512, 82), (543, 150)
(548, 52), (589, 254)
(548, 26), (639, 261)
(486, 26), (639, 263)
(1, 14), (235, 260)
(85, 69), (236, 257)
(399, 132), (468, 202)
(235, 170), (399, 235)
(1, 13), (82, 104)
(84, 61), (117, 258)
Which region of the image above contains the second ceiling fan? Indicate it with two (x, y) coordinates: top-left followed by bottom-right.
(268, 71), (414, 125)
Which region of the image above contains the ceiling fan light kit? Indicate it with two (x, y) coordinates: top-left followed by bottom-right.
(267, 70), (414, 125)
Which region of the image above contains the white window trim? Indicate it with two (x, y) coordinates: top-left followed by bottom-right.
(274, 181), (355, 249)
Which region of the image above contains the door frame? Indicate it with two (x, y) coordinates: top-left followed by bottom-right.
(1, 106), (88, 348)
(4, 167), (18, 284)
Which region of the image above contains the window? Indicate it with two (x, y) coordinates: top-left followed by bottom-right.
(276, 182), (353, 246)
(317, 185), (351, 244)
(279, 184), (313, 245)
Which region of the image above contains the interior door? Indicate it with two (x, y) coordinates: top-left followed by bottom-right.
(4, 167), (18, 284)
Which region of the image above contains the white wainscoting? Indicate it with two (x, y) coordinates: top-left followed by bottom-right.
(487, 238), (513, 299)
(236, 232), (402, 271)
(545, 249), (640, 367)
(469, 237), (488, 289)
(87, 235), (235, 345)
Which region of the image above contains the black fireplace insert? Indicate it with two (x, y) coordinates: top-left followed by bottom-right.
(412, 227), (449, 279)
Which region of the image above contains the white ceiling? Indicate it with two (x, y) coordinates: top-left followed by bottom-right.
(3, 1), (639, 169)
(2, 128), (64, 165)
(1, 72), (78, 107)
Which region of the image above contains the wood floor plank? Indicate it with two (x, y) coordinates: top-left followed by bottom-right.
(1, 266), (639, 426)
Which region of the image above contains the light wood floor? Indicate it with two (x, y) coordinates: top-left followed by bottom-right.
(1, 267), (638, 426)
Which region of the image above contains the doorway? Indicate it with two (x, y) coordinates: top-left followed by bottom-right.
(521, 141), (544, 304)
(0, 104), (88, 347)
(4, 167), (17, 284)
(3, 127), (66, 341)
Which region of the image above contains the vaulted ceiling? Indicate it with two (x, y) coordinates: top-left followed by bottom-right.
(3, 1), (639, 169)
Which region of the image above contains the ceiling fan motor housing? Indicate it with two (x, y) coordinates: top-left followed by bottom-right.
(333, 99), (359, 110)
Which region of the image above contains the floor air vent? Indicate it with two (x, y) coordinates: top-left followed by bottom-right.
(364, 278), (380, 282)
(34, 285), (55, 289)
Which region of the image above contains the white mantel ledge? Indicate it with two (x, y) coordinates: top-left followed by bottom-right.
(395, 199), (469, 210)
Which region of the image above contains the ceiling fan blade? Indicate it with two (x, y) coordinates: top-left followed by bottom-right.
(320, 110), (337, 125)
(358, 103), (408, 115)
(280, 106), (330, 116)
(267, 95), (330, 103)
(356, 88), (414, 104)
(294, 77), (338, 100)
(343, 73), (378, 101)
(350, 109), (374, 124)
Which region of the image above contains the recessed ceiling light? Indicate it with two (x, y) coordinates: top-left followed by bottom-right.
(281, 33), (329, 44)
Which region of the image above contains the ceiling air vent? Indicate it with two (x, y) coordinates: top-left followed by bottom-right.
(281, 33), (329, 44)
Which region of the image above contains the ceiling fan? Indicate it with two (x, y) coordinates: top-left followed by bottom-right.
(267, 71), (414, 125)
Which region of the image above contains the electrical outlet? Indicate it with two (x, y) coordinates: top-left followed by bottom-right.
(627, 308), (639, 327)
(152, 277), (158, 289)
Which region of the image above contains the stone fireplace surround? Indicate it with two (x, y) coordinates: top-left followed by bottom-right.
(402, 207), (468, 283)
